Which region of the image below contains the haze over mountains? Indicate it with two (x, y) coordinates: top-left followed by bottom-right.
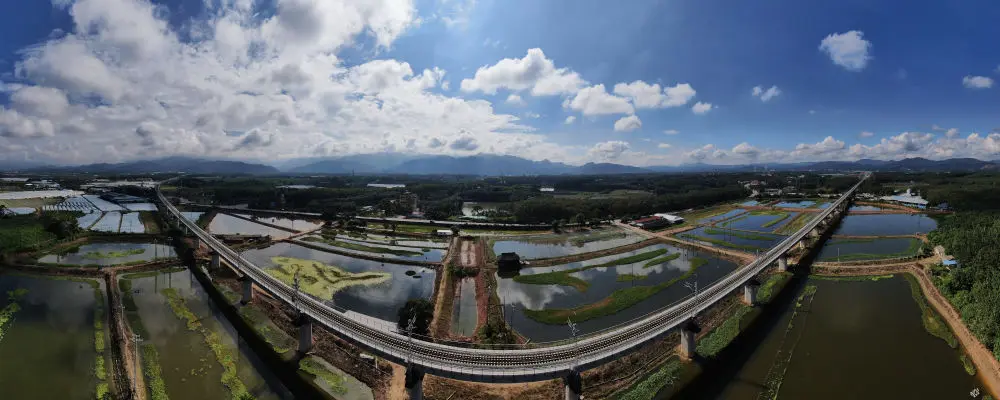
(4, 154), (998, 175)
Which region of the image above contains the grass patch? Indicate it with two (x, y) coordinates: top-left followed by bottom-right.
(904, 274), (958, 348)
(760, 214), (790, 228)
(139, 211), (161, 234)
(299, 356), (348, 395)
(162, 288), (253, 399)
(523, 257), (707, 324)
(616, 356), (684, 400)
(96, 382), (110, 400)
(643, 253), (681, 268)
(512, 248), (669, 291)
(678, 234), (767, 251)
(616, 274), (648, 282)
(0, 215), (57, 253)
(757, 272), (791, 303)
(568, 230), (628, 246)
(304, 235), (423, 256)
(775, 213), (813, 235)
(697, 305), (754, 358)
(961, 354), (976, 376)
(703, 228), (777, 241)
(142, 344), (169, 400)
(238, 306), (296, 355)
(0, 288), (28, 344)
(266, 256), (391, 299)
(83, 248), (146, 259)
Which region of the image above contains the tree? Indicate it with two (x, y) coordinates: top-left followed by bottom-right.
(451, 225), (460, 236)
(551, 220), (561, 233)
(0, 204), (7, 218)
(397, 299), (434, 336)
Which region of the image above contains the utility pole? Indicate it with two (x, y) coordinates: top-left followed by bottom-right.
(567, 317), (580, 370)
(684, 275), (699, 320)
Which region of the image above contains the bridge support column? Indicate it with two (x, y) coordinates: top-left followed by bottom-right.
(296, 313), (313, 354)
(743, 280), (760, 306)
(211, 251), (220, 270)
(679, 320), (700, 359)
(810, 228), (820, 238)
(564, 370), (582, 400)
(405, 367), (424, 400)
(777, 255), (788, 272)
(193, 236), (200, 250)
(241, 277), (254, 305)
(796, 240), (806, 251)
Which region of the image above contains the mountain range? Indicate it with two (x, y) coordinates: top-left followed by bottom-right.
(2, 154), (998, 175)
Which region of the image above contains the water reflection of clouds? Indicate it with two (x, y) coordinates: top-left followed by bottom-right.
(13, 276), (96, 329)
(498, 276), (569, 310)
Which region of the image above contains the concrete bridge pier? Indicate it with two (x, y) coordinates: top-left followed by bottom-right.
(564, 370), (582, 400)
(193, 236), (201, 250)
(405, 367), (425, 400)
(210, 251), (220, 270)
(743, 279), (760, 306)
(240, 277), (254, 304)
(296, 313), (313, 354)
(679, 320), (701, 359)
(777, 255), (788, 272)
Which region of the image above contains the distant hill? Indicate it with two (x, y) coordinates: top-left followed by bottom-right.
(27, 157), (278, 174)
(386, 155), (576, 175)
(576, 162), (647, 174)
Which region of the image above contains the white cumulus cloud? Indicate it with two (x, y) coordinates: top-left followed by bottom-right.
(612, 81), (696, 108)
(505, 94), (525, 106)
(460, 48), (586, 96)
(564, 116), (576, 125)
(691, 102), (715, 115)
(962, 75), (994, 89)
(613, 115), (642, 132)
(819, 30), (872, 71)
(751, 85), (781, 102)
(563, 84), (634, 116)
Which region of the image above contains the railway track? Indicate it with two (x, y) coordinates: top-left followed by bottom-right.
(155, 174), (866, 382)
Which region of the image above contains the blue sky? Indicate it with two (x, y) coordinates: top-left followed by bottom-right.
(1, 0), (999, 166)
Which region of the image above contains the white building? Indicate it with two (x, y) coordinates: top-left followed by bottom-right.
(435, 229), (454, 236)
(652, 213), (685, 224)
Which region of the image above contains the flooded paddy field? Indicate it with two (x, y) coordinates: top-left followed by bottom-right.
(298, 234), (446, 263)
(208, 214), (294, 240)
(491, 228), (643, 260)
(497, 243), (738, 342)
(119, 268), (290, 399)
(678, 226), (786, 252)
(833, 214), (937, 236)
(38, 242), (176, 266)
(817, 237), (923, 261)
(0, 274), (108, 399)
(242, 242), (435, 322)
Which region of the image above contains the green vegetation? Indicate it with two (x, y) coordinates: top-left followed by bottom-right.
(642, 253), (681, 268)
(697, 306), (753, 358)
(759, 284), (819, 399)
(678, 234), (766, 251)
(0, 197), (61, 208)
(616, 274), (647, 282)
(775, 213), (813, 235)
(96, 382), (110, 400)
(512, 248), (669, 291)
(121, 267), (187, 280)
(142, 344), (169, 400)
(139, 211), (161, 234)
(818, 238), (922, 261)
(703, 228), (776, 241)
(397, 299), (434, 336)
(303, 235), (423, 256)
(960, 354), (976, 376)
(0, 288), (28, 343)
(163, 288), (253, 399)
(299, 357), (348, 395)
(616, 357), (683, 400)
(523, 257), (707, 324)
(238, 306), (296, 355)
(266, 256), (390, 299)
(757, 272), (791, 303)
(903, 274), (958, 348)
(83, 248), (146, 259)
(927, 211), (1000, 363)
(761, 215), (789, 228)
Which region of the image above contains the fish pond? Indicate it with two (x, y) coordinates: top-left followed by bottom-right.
(0, 274), (109, 400)
(298, 235), (446, 263)
(773, 200), (815, 208)
(817, 237), (923, 261)
(497, 243), (738, 342)
(234, 214), (323, 232)
(119, 268), (290, 400)
(678, 226), (786, 252)
(208, 214), (294, 239)
(242, 242), (436, 321)
(717, 211), (797, 232)
(671, 275), (983, 400)
(491, 228), (643, 260)
(39, 242), (176, 266)
(833, 214), (937, 236)
(450, 278), (479, 337)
